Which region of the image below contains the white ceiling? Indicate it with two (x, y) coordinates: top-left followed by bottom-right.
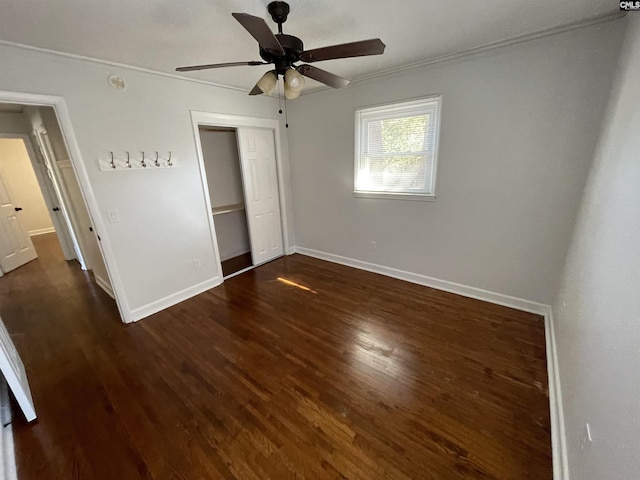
(0, 0), (618, 93)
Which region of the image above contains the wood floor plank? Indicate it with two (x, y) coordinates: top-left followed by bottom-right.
(0, 233), (551, 479)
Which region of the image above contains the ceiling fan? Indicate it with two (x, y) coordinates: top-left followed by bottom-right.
(176, 1), (385, 99)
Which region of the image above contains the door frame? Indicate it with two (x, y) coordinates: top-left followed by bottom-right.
(0, 90), (130, 323)
(0, 133), (83, 267)
(190, 111), (291, 278)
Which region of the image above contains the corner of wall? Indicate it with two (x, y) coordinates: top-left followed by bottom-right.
(544, 306), (570, 479)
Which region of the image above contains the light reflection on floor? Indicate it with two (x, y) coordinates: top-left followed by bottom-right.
(349, 323), (416, 398)
(276, 277), (317, 294)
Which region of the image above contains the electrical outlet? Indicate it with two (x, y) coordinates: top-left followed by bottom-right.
(371, 241), (377, 250)
(580, 423), (593, 451)
(107, 210), (120, 223)
(193, 259), (202, 270)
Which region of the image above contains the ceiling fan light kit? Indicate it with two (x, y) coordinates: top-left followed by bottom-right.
(176, 1), (386, 98)
(284, 67), (304, 99)
(256, 71), (278, 95)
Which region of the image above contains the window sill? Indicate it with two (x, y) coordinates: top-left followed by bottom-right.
(353, 191), (436, 201)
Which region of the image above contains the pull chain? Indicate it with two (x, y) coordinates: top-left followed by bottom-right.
(276, 77), (289, 128)
(284, 94), (289, 129)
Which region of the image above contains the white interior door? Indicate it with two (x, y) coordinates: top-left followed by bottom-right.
(27, 133), (77, 261)
(236, 128), (283, 265)
(32, 129), (87, 269)
(0, 313), (36, 422)
(0, 171), (37, 273)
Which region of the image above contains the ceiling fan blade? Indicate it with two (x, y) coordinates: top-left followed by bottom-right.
(176, 61), (267, 72)
(232, 13), (285, 55)
(297, 65), (350, 89)
(299, 38), (385, 63)
(249, 84), (263, 96)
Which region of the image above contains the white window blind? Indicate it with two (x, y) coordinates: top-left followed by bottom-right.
(354, 96), (441, 199)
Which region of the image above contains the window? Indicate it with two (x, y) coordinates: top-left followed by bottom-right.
(354, 96), (441, 200)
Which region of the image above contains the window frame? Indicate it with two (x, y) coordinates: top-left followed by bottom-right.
(353, 95), (442, 201)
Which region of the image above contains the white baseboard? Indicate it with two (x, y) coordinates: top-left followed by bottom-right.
(94, 274), (114, 299)
(28, 227), (55, 236)
(129, 276), (222, 323)
(293, 246), (549, 315)
(544, 307), (569, 480)
(293, 246), (567, 479)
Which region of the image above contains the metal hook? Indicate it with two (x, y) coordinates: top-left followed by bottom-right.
(141, 151), (146, 168)
(109, 151), (116, 169)
(126, 151), (131, 168)
(154, 151), (160, 167)
(167, 151), (173, 166)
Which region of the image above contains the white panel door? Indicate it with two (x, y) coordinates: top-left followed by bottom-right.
(0, 313), (36, 422)
(0, 172), (37, 273)
(236, 128), (283, 265)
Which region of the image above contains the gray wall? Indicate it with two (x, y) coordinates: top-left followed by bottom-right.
(200, 130), (244, 207)
(0, 112), (30, 135)
(553, 16), (640, 479)
(287, 20), (624, 305)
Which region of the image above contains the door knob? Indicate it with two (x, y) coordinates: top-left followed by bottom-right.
(14, 207), (23, 212)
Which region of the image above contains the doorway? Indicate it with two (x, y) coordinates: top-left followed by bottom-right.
(192, 112), (289, 281)
(0, 102), (113, 299)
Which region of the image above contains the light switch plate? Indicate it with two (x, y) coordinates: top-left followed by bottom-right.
(108, 210), (120, 223)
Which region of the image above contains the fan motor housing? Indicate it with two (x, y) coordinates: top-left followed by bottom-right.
(260, 34), (304, 74)
(268, 1), (290, 25)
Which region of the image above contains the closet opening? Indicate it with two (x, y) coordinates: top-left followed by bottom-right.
(198, 126), (253, 278)
(193, 112), (287, 283)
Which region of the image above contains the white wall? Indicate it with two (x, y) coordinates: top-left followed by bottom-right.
(0, 138), (53, 235)
(213, 211), (251, 262)
(0, 43), (292, 320)
(552, 16), (640, 480)
(199, 129), (251, 261)
(200, 129), (244, 207)
(287, 21), (624, 305)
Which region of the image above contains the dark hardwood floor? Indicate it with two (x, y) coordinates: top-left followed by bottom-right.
(0, 233), (551, 479)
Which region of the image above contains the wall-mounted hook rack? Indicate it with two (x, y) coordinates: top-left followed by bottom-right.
(98, 150), (179, 171)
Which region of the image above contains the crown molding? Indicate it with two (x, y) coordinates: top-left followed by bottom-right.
(0, 39), (248, 93)
(303, 11), (626, 96)
(0, 10), (625, 97)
